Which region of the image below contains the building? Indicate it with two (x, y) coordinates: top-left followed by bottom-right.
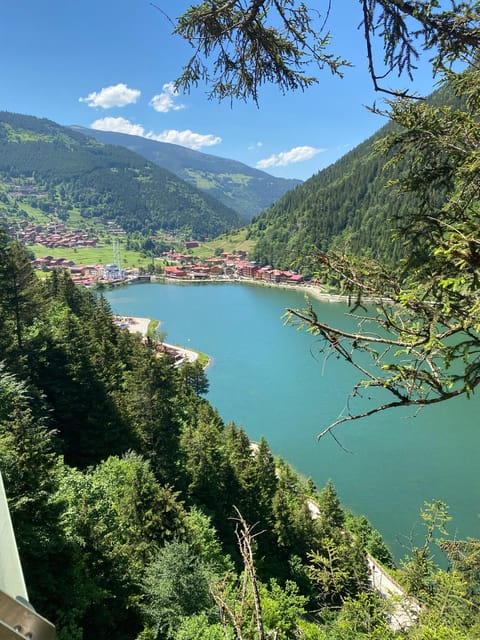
(103, 263), (124, 281)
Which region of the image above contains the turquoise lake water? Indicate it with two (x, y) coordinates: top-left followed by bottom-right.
(105, 282), (480, 560)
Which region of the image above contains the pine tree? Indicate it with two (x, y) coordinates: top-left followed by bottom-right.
(0, 229), (45, 362)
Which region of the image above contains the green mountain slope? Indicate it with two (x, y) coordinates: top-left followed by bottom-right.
(250, 126), (401, 269)
(0, 111), (242, 237)
(71, 126), (301, 222)
(249, 84), (458, 271)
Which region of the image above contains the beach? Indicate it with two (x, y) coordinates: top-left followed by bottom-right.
(113, 315), (199, 363)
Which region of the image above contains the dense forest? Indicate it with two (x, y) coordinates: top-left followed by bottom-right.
(72, 126), (301, 223)
(248, 84), (461, 273)
(1, 228), (480, 639)
(0, 111), (241, 238)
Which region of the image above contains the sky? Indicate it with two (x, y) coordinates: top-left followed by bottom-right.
(0, 0), (442, 181)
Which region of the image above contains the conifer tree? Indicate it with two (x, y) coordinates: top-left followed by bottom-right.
(0, 228), (45, 361)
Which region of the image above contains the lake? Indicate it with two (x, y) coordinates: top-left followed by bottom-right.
(105, 281), (480, 560)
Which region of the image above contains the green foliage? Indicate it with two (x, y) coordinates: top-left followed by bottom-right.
(308, 535), (369, 610)
(0, 228), (46, 359)
(335, 591), (392, 637)
(174, 0), (348, 104)
(346, 513), (395, 569)
(184, 507), (232, 573)
(174, 1), (480, 104)
(179, 405), (229, 515)
(2, 220), (480, 640)
(249, 79), (463, 274)
(316, 480), (345, 533)
(141, 541), (218, 639)
(179, 360), (210, 396)
(250, 125), (410, 271)
(58, 455), (187, 639)
(118, 344), (182, 482)
(75, 126), (300, 222)
(174, 613), (229, 640)
(259, 579), (308, 638)
(0, 370), (89, 638)
(0, 111), (242, 237)
(27, 276), (134, 467)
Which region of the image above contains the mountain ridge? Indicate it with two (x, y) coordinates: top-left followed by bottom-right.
(0, 111), (242, 238)
(70, 126), (301, 222)
(249, 82), (459, 272)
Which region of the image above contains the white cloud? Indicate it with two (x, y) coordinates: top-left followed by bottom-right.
(89, 117), (221, 151)
(79, 83), (141, 108)
(248, 141), (263, 150)
(91, 117), (146, 136)
(149, 82), (185, 113)
(256, 145), (324, 168)
(147, 129), (221, 150)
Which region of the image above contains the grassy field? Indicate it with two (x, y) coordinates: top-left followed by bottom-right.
(191, 228), (255, 259)
(28, 242), (149, 269)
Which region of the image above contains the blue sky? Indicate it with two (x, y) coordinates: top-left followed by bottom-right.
(0, 1), (441, 180)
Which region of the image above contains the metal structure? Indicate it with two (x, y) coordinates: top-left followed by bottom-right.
(0, 473), (56, 640)
(113, 238), (122, 270)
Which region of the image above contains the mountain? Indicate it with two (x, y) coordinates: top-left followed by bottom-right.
(249, 84), (458, 272)
(249, 125), (403, 270)
(71, 126), (301, 222)
(0, 111), (242, 237)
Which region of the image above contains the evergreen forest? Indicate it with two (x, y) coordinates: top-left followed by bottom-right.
(71, 126), (301, 223)
(0, 112), (241, 238)
(248, 84), (463, 273)
(1, 229), (480, 640)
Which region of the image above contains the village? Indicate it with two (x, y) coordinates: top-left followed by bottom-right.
(31, 248), (310, 287)
(23, 225), (311, 287)
(159, 248), (306, 285)
(0, 215), (313, 287)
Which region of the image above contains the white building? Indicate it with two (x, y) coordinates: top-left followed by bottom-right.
(103, 263), (124, 281)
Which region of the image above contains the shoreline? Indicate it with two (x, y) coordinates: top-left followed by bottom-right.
(111, 277), (390, 368)
(152, 274), (354, 305)
(113, 314), (203, 365)
(151, 274), (390, 306)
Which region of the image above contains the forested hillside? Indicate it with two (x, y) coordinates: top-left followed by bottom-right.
(249, 84), (459, 272)
(71, 126), (301, 222)
(1, 229), (479, 639)
(0, 112), (241, 238)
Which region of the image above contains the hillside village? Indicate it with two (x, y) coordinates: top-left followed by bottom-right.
(8, 218), (310, 287)
(2, 218), (101, 248)
(31, 247), (308, 287)
(161, 249), (306, 285)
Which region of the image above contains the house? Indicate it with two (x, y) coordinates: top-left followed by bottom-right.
(209, 265), (224, 276)
(270, 270), (288, 283)
(256, 267), (273, 281)
(287, 273), (303, 284)
(236, 262), (259, 278)
(164, 266), (187, 278)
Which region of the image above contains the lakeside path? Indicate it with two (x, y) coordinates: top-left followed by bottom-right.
(155, 275), (391, 306)
(156, 275), (349, 303)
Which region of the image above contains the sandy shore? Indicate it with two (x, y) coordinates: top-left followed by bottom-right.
(114, 315), (199, 363)
(113, 315), (151, 336)
(162, 342), (198, 363)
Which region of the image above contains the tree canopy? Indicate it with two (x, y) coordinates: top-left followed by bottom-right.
(173, 1), (480, 102)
